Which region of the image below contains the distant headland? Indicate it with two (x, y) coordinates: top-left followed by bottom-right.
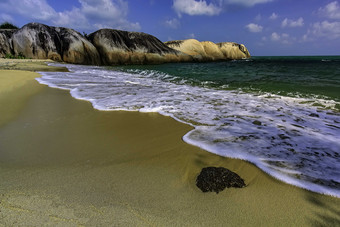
(0, 22), (250, 65)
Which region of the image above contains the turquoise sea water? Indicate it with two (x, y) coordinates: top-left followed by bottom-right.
(37, 56), (340, 197)
(118, 56), (340, 104)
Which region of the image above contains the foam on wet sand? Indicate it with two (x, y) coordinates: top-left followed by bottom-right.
(0, 59), (339, 226)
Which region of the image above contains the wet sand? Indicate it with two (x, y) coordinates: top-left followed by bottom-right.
(0, 60), (339, 226)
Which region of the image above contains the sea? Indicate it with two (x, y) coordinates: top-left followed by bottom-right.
(37, 56), (340, 198)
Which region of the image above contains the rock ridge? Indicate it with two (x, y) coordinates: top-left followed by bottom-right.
(87, 29), (191, 65)
(0, 22), (251, 65)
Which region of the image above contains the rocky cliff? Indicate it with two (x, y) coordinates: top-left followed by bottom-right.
(87, 29), (191, 65)
(0, 29), (16, 57)
(10, 23), (100, 65)
(165, 39), (251, 61)
(0, 23), (250, 65)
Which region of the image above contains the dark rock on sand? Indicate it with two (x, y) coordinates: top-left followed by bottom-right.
(87, 29), (192, 65)
(309, 113), (320, 118)
(252, 120), (262, 126)
(196, 167), (246, 193)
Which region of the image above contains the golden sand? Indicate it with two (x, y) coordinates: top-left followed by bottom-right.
(0, 60), (339, 226)
(0, 59), (67, 127)
(0, 70), (43, 126)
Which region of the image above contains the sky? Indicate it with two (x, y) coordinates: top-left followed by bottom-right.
(1, 0), (340, 56)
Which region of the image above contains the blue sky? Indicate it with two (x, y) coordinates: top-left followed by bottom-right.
(1, 0), (340, 56)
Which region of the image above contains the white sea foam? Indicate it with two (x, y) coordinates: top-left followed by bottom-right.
(37, 63), (340, 197)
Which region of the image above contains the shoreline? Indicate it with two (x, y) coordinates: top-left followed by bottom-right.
(0, 59), (339, 226)
(38, 59), (340, 198)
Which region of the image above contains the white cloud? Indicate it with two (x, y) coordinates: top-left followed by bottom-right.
(172, 0), (274, 17)
(54, 0), (140, 31)
(255, 14), (262, 21)
(281, 33), (289, 39)
(222, 0), (274, 7)
(246, 23), (263, 32)
(271, 32), (280, 41)
(0, 0), (56, 21)
(318, 1), (340, 19)
(270, 32), (293, 44)
(281, 17), (304, 28)
(173, 0), (222, 17)
(281, 19), (287, 27)
(80, 0), (127, 19)
(302, 34), (309, 42)
(0, 0), (140, 32)
(311, 20), (340, 39)
(165, 18), (180, 29)
(186, 33), (196, 39)
(269, 12), (278, 20)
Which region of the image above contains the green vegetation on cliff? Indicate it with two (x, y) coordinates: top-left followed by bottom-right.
(0, 22), (19, 29)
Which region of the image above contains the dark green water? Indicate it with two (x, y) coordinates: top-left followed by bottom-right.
(119, 56), (340, 104)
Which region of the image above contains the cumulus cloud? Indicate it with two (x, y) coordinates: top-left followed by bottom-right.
(53, 8), (89, 29)
(165, 18), (180, 29)
(318, 1), (340, 19)
(311, 20), (340, 39)
(246, 23), (263, 32)
(281, 17), (304, 28)
(270, 32), (293, 44)
(0, 0), (56, 21)
(55, 0), (140, 31)
(271, 32), (280, 41)
(0, 0), (140, 32)
(269, 12), (278, 20)
(173, 0), (222, 17)
(80, 0), (128, 21)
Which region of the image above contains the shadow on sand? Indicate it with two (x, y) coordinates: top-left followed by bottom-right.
(306, 193), (340, 226)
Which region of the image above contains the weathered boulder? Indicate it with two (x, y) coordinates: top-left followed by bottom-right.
(196, 167), (246, 193)
(11, 23), (100, 65)
(217, 42), (251, 59)
(201, 41), (225, 61)
(88, 29), (192, 65)
(0, 29), (16, 57)
(165, 39), (251, 61)
(55, 26), (100, 65)
(165, 39), (207, 61)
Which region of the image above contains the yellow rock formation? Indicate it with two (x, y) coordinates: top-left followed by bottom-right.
(166, 39), (251, 61)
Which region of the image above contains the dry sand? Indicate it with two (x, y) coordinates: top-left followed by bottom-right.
(0, 60), (339, 226)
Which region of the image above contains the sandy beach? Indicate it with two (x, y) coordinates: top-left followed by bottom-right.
(0, 59), (339, 226)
